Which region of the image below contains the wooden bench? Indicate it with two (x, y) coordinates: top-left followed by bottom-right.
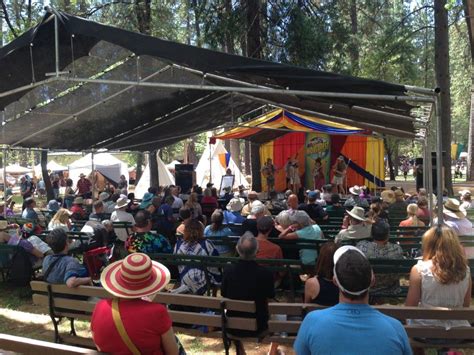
(149, 253), (304, 301)
(30, 281), (260, 355)
(266, 303), (474, 349)
(0, 333), (101, 354)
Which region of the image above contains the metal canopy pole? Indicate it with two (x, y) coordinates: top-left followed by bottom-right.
(54, 14), (60, 76)
(2, 148), (7, 218)
(59, 76), (436, 103)
(91, 151), (95, 199)
(434, 96), (444, 224)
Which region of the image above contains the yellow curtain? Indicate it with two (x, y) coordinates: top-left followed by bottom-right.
(365, 137), (385, 189)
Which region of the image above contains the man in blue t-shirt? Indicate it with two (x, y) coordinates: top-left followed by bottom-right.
(43, 229), (90, 288)
(294, 246), (412, 355)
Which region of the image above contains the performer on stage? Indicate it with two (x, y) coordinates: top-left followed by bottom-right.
(284, 155), (301, 193)
(332, 155), (347, 195)
(261, 158), (277, 194)
(313, 158), (325, 190)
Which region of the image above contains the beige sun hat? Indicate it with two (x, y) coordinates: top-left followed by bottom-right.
(443, 198), (467, 219)
(381, 190), (395, 204)
(349, 185), (361, 196)
(115, 197), (131, 209)
(347, 206), (367, 222)
(226, 197), (243, 212)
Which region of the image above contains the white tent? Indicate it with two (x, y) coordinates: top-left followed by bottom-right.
(0, 170), (17, 185)
(34, 161), (68, 177)
(195, 140), (249, 190)
(68, 153), (128, 185)
(166, 160), (181, 170)
(5, 164), (33, 175)
(134, 155), (175, 199)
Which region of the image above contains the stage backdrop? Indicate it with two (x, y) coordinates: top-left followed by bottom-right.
(305, 133), (331, 188)
(260, 132), (384, 191)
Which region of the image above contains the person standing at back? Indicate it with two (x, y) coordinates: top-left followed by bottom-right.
(294, 246), (411, 355)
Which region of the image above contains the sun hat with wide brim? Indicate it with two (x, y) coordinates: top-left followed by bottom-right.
(349, 185), (361, 196)
(443, 198), (467, 219)
(79, 173), (86, 178)
(101, 253), (171, 299)
(115, 197), (131, 209)
(73, 197), (84, 205)
(139, 192), (154, 209)
(227, 197), (243, 212)
(347, 206), (367, 222)
(381, 190), (395, 204)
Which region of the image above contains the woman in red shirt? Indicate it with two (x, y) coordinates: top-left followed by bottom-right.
(91, 253), (179, 354)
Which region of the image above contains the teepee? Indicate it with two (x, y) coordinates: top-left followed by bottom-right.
(134, 155), (175, 199)
(195, 140), (249, 190)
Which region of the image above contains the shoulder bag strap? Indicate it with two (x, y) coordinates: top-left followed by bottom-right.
(111, 298), (141, 355)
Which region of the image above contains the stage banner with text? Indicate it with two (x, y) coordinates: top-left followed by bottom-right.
(305, 133), (331, 189)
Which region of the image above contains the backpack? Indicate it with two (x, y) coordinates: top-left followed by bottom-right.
(7, 247), (33, 286)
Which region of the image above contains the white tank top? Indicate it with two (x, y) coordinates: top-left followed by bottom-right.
(410, 259), (470, 329)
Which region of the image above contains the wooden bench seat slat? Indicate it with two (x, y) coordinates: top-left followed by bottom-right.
(0, 334), (100, 354)
(59, 335), (97, 349)
(405, 326), (474, 339)
(169, 310), (257, 330)
(32, 294), (97, 313)
(153, 293), (256, 312)
(268, 320), (301, 333)
(30, 282), (110, 298)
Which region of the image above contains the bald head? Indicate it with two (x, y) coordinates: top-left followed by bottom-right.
(236, 232), (258, 260)
(287, 194), (299, 209)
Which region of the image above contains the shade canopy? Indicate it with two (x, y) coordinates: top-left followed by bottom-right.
(0, 10), (424, 153)
(215, 109), (369, 144)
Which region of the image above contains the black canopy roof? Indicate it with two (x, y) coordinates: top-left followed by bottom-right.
(0, 10), (420, 151)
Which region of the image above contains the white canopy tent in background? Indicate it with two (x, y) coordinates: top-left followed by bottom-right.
(68, 153), (128, 185)
(195, 140), (249, 190)
(34, 161), (68, 178)
(0, 170), (18, 185)
(5, 164), (33, 175)
(134, 155), (175, 199)
(165, 160), (181, 172)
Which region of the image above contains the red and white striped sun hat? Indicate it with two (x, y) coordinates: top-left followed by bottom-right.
(100, 253), (170, 299)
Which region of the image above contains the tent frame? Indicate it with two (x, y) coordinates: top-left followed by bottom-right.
(0, 8), (443, 222)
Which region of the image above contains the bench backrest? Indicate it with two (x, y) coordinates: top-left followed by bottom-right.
(30, 281), (258, 333)
(267, 303), (474, 340)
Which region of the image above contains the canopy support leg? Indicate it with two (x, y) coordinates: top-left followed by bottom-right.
(3, 148), (7, 218)
(54, 13), (60, 77)
(91, 151), (95, 199)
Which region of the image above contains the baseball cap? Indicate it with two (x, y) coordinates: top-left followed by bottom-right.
(333, 246), (372, 296)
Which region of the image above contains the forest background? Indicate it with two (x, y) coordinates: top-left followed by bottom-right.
(0, 0), (472, 189)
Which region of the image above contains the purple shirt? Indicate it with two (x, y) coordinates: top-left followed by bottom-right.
(8, 235), (37, 263)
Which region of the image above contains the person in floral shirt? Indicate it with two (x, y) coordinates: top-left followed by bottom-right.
(356, 220), (403, 297)
(126, 210), (172, 254)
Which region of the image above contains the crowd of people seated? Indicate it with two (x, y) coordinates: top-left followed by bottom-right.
(1, 176), (473, 354)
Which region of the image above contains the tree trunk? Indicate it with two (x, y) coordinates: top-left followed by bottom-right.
(135, 152), (143, 183)
(463, 0), (474, 180)
(244, 140), (251, 175)
(149, 151), (159, 188)
(244, 0), (263, 191)
(468, 75), (474, 180)
(192, 0), (202, 47)
(384, 137), (396, 181)
(41, 151), (54, 201)
(434, 0), (453, 194)
(349, 0), (359, 75)
(135, 0), (152, 34)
